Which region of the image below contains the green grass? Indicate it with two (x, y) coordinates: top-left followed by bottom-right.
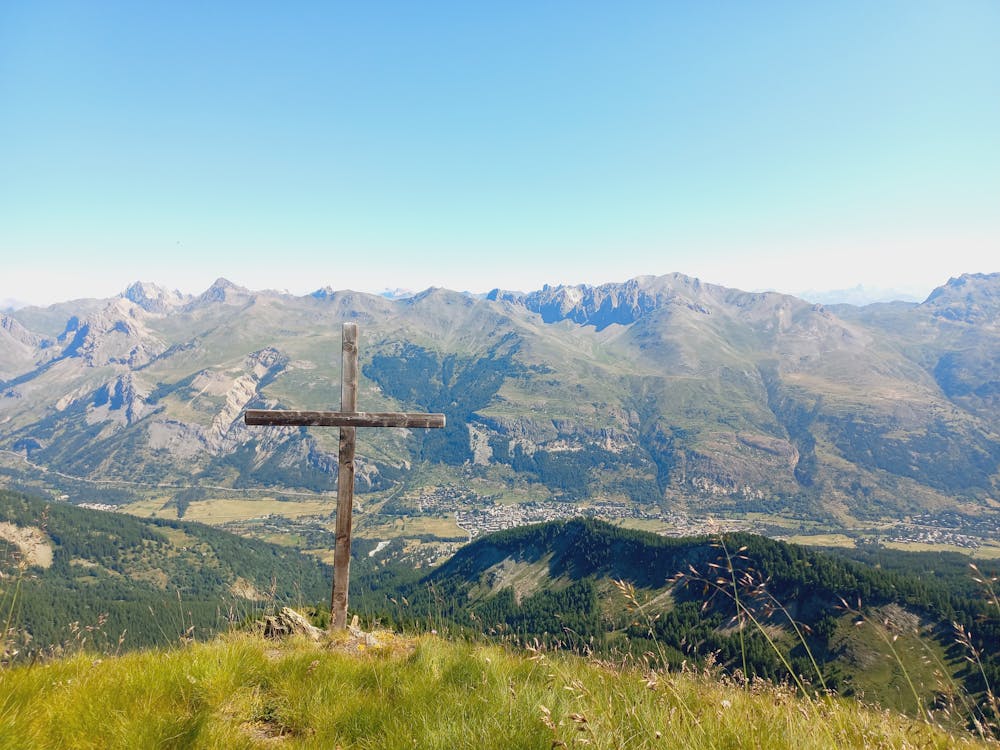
(883, 541), (1000, 560)
(783, 532), (859, 548)
(125, 497), (333, 524)
(0, 631), (987, 749)
(830, 605), (958, 716)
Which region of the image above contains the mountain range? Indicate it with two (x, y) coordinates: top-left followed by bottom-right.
(1, 272), (998, 536)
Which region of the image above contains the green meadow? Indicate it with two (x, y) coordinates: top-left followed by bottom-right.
(0, 631), (987, 750)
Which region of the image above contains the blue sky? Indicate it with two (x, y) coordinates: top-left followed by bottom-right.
(2, 1), (998, 305)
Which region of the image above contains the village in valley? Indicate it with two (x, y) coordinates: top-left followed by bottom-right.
(65, 480), (993, 569)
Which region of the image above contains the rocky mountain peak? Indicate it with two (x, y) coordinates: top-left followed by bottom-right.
(406, 287), (470, 305)
(925, 272), (1000, 299)
(490, 273), (714, 330)
(121, 281), (187, 313)
(310, 286), (336, 300)
(378, 288), (417, 300)
(187, 278), (252, 309)
(58, 299), (165, 367)
(923, 273), (1000, 324)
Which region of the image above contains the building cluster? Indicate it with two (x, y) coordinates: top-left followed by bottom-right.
(881, 512), (1000, 550)
(886, 526), (984, 550)
(66, 487), (994, 555)
(452, 499), (740, 540)
(413, 486), (485, 512)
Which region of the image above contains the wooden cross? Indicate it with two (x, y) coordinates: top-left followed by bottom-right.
(244, 323), (445, 630)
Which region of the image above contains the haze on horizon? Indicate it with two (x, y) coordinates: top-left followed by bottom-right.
(2, 2), (998, 307)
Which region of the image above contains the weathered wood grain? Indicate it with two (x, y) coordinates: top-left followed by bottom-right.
(331, 323), (359, 631)
(244, 410), (446, 428)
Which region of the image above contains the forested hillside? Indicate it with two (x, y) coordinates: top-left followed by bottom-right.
(0, 490), (331, 657)
(351, 519), (999, 724)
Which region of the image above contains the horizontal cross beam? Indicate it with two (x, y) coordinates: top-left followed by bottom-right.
(244, 409), (445, 429)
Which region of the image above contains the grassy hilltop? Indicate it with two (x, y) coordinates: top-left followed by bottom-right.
(0, 630), (988, 750)
(3, 490), (998, 743)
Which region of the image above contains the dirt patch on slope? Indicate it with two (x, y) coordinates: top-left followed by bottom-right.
(0, 522), (53, 568)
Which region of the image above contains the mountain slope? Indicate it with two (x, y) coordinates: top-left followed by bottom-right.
(366, 518), (998, 721)
(1, 273), (998, 535)
(0, 489), (332, 656)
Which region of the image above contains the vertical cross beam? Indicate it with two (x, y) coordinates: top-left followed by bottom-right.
(332, 322), (358, 629)
(244, 323), (445, 632)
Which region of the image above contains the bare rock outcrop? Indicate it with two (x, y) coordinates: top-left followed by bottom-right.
(59, 298), (166, 367)
(0, 314), (52, 379)
(261, 607), (323, 641)
(121, 281), (189, 313)
(88, 373), (151, 426)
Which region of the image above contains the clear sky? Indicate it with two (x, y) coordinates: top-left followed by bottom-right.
(2, 1), (998, 306)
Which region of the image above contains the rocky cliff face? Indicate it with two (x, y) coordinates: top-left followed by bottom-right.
(489, 273), (713, 329)
(122, 281), (189, 314)
(922, 272), (1000, 324)
(1, 314), (47, 348)
(88, 373), (151, 427)
(0, 314), (54, 379)
(59, 298), (167, 368)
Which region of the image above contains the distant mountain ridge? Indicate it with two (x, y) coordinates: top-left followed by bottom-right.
(487, 274), (708, 329)
(122, 281), (189, 313)
(922, 272), (1000, 323)
(795, 285), (924, 306)
(1, 272), (998, 532)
